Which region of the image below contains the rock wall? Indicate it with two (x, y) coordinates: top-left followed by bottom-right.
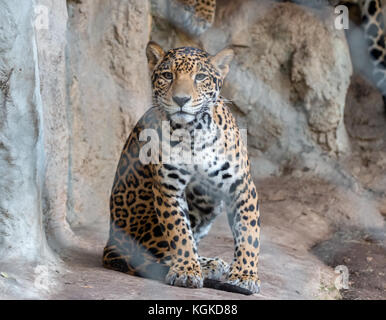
(0, 0), (151, 298)
(0, 0), (51, 266)
(35, 0), (76, 251)
(0, 0), (59, 298)
(218, 2), (352, 173)
(65, 0), (151, 230)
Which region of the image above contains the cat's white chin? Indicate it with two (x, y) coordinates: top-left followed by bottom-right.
(170, 112), (195, 124)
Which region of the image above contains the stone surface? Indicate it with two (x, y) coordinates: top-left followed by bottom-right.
(209, 1), (352, 165)
(1, 0), (152, 299)
(0, 0), (60, 299)
(35, 0), (80, 251)
(65, 0), (151, 230)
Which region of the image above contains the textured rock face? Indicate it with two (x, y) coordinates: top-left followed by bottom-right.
(0, 0), (48, 264)
(223, 3), (352, 177)
(35, 0), (75, 250)
(0, 0), (59, 298)
(0, 0), (151, 298)
(207, 1), (352, 174)
(65, 0), (151, 229)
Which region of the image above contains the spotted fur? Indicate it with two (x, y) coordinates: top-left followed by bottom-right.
(346, 0), (386, 107)
(159, 0), (216, 36)
(103, 42), (261, 294)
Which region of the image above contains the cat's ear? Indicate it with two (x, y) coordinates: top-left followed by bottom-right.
(146, 41), (165, 72)
(210, 48), (234, 79)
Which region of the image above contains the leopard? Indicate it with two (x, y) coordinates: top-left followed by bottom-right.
(102, 41), (261, 294)
(163, 0), (386, 110)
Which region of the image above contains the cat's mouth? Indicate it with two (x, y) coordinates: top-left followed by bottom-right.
(174, 110), (194, 115)
(169, 110), (196, 123)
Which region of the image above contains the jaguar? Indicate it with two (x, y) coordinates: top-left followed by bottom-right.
(103, 41), (261, 294)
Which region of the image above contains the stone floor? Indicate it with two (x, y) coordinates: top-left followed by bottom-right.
(1, 175), (383, 300)
(49, 177), (346, 300)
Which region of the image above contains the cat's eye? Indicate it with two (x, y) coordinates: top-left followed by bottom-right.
(195, 73), (207, 81)
(162, 72), (173, 80)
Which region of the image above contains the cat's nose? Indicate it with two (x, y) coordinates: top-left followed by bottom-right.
(172, 96), (191, 107)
